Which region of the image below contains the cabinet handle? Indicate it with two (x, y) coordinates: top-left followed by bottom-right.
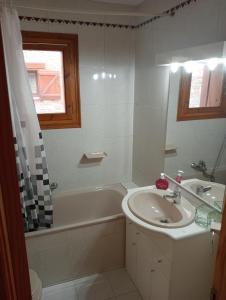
(136, 232), (140, 235)
(128, 221), (132, 225)
(158, 259), (162, 263)
(151, 269), (155, 273)
(132, 242), (136, 246)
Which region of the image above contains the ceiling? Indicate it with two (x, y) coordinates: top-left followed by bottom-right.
(91, 0), (145, 6)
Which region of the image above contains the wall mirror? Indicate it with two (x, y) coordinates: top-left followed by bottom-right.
(162, 42), (226, 207)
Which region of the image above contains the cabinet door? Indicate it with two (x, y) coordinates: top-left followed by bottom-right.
(150, 262), (169, 300)
(136, 231), (153, 300)
(136, 231), (171, 300)
(126, 220), (138, 284)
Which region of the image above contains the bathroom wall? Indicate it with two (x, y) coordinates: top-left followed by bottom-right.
(133, 0), (226, 186)
(18, 8), (135, 193)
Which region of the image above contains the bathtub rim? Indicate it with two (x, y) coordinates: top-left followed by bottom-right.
(52, 182), (127, 200)
(25, 183), (127, 239)
(25, 213), (125, 239)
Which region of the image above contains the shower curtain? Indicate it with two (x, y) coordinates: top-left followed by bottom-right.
(0, 7), (53, 232)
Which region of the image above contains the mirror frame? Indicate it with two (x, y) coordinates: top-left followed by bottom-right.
(177, 70), (226, 121)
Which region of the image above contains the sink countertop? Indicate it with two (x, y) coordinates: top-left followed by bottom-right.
(122, 185), (208, 240)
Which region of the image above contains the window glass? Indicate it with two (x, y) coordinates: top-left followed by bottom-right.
(28, 71), (38, 94)
(23, 50), (65, 114)
(189, 65), (205, 108)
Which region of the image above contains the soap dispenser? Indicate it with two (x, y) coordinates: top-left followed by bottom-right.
(155, 173), (169, 190)
(176, 170), (184, 183)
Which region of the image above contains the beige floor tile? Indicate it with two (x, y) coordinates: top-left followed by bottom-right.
(76, 279), (114, 300)
(42, 269), (142, 300)
(104, 268), (136, 296)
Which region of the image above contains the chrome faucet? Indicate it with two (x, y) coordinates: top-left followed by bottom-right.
(163, 188), (181, 204)
(196, 185), (212, 196)
(191, 160), (207, 172)
(191, 160), (215, 182)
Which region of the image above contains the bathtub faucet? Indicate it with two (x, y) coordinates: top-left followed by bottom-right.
(196, 185), (212, 196)
(50, 182), (58, 191)
(191, 160), (215, 182)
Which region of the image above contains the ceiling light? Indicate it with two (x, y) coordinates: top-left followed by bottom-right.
(207, 58), (219, 71)
(170, 62), (180, 73)
(184, 61), (196, 73)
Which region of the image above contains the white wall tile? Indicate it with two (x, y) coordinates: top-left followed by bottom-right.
(20, 16), (135, 193)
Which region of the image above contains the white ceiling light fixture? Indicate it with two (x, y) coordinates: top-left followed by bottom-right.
(184, 61), (196, 73)
(170, 62), (180, 73)
(207, 58), (219, 71)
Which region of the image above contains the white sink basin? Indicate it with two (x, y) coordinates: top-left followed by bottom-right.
(128, 189), (195, 228)
(182, 179), (225, 211)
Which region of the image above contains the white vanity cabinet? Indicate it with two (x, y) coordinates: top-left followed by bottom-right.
(126, 218), (217, 300)
(126, 219), (171, 300)
(126, 219), (138, 283)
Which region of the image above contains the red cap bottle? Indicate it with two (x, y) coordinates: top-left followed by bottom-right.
(155, 173), (169, 190)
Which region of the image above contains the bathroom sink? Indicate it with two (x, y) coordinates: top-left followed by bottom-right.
(182, 179), (225, 211)
(128, 190), (195, 228)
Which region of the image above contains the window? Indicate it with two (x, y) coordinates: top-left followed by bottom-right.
(177, 63), (226, 121)
(22, 31), (81, 129)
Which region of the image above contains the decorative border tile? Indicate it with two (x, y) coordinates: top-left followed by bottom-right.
(19, 0), (198, 30)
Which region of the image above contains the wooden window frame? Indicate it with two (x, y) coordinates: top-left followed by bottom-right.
(22, 31), (81, 130)
(177, 69), (226, 121)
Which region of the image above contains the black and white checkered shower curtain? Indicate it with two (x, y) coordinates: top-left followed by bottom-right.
(1, 7), (53, 232)
(14, 132), (53, 231)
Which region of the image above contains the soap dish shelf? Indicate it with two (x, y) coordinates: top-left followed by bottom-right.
(84, 152), (107, 159)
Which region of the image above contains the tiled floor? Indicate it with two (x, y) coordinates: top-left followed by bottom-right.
(42, 268), (142, 300)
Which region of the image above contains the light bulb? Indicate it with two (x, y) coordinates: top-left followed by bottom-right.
(207, 58), (219, 71)
(108, 73), (112, 79)
(184, 61), (196, 73)
(170, 62), (180, 73)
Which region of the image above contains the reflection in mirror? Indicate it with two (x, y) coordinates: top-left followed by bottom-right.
(189, 63), (224, 108)
(175, 59), (226, 120)
(164, 46), (226, 207)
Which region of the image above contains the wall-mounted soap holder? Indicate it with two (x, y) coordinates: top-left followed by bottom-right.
(80, 152), (107, 166)
(164, 144), (177, 154)
(84, 152), (107, 159)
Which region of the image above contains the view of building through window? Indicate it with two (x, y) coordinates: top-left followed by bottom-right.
(23, 50), (65, 114)
(189, 63), (224, 108)
(189, 65), (205, 108)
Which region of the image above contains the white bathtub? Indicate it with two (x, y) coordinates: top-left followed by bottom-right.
(25, 184), (127, 287)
